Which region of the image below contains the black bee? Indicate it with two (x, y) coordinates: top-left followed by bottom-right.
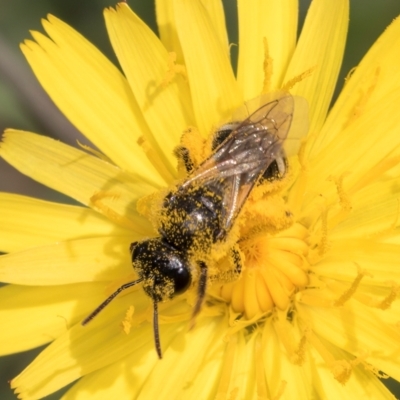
(82, 92), (300, 358)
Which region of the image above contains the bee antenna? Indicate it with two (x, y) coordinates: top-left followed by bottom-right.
(153, 300), (163, 359)
(189, 260), (208, 329)
(81, 278), (143, 326)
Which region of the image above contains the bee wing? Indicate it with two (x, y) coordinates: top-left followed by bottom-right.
(183, 92), (298, 232)
(232, 92), (309, 157)
(282, 95), (308, 156)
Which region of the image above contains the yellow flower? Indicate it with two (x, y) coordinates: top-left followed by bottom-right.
(1, 0), (400, 399)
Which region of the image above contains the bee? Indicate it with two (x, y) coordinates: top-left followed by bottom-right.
(82, 91), (306, 358)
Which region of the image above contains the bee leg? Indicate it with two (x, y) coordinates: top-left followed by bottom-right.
(230, 245), (242, 275)
(152, 299), (163, 359)
(258, 155), (288, 184)
(174, 145), (194, 174)
(190, 260), (208, 328)
(208, 246), (242, 284)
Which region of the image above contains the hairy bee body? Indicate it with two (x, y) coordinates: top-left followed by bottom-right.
(83, 91), (307, 359)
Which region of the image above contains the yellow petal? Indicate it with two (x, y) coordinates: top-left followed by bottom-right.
(104, 3), (194, 177)
(61, 339), (158, 400)
(317, 240), (400, 284)
(263, 319), (313, 398)
(214, 331), (257, 399)
(329, 178), (400, 238)
(0, 236), (134, 285)
(136, 315), (226, 399)
(311, 16), (400, 157)
(20, 15), (163, 185)
(156, 0), (228, 65)
(305, 90), (400, 198)
(62, 313), (226, 400)
(199, 0), (229, 54)
(0, 193), (129, 253)
(11, 296), (187, 400)
(173, 0), (242, 135)
(285, 0), (348, 134)
(156, 0), (184, 60)
(0, 283), (106, 356)
(298, 300), (400, 382)
(0, 130), (154, 234)
(314, 344), (396, 399)
(237, 0), (297, 98)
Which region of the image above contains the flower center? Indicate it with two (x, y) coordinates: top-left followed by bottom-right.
(216, 215), (310, 319)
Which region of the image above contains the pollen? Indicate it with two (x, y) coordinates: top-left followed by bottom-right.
(218, 222), (310, 319)
(121, 305), (135, 334)
(161, 52), (187, 87)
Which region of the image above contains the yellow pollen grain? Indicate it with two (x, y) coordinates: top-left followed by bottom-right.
(377, 283), (400, 310)
(179, 126), (206, 167)
(161, 52), (187, 87)
(343, 67), (379, 128)
(333, 265), (368, 307)
(136, 190), (163, 221)
(261, 37), (273, 95)
(241, 198), (293, 234)
(281, 67), (315, 91)
(305, 329), (352, 384)
(329, 173), (352, 212)
(293, 331), (307, 365)
(121, 305), (135, 334)
(317, 209), (330, 256)
(137, 136), (174, 183)
(90, 191), (139, 231)
(331, 360), (352, 384)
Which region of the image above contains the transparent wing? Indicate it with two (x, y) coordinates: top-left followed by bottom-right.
(232, 91), (309, 157)
(182, 92), (298, 232)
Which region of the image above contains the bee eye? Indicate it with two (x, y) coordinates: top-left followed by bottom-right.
(172, 265), (191, 294)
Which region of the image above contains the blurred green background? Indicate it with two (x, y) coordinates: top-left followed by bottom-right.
(1, 0), (400, 398)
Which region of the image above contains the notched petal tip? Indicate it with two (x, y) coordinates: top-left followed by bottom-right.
(0, 128), (19, 147)
(104, 5), (117, 14)
(20, 37), (41, 54)
(0, 129), (7, 143)
(106, 1), (130, 15)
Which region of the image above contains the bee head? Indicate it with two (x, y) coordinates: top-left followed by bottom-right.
(130, 239), (192, 302)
